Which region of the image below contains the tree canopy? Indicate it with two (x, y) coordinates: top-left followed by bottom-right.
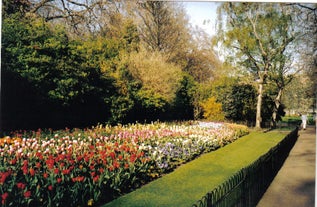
(217, 2), (298, 128)
(1, 1), (314, 131)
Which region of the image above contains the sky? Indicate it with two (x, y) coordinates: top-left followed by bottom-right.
(182, 1), (317, 36)
(183, 2), (220, 36)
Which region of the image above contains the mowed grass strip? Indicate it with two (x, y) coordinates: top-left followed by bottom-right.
(103, 130), (291, 207)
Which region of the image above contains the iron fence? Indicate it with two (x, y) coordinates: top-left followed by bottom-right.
(192, 127), (299, 207)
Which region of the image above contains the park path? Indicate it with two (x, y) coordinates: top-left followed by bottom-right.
(257, 125), (316, 207)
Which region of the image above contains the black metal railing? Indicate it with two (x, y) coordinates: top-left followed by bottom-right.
(192, 127), (299, 207)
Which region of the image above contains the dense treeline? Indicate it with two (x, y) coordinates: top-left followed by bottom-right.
(1, 1), (315, 131)
(1, 1), (202, 130)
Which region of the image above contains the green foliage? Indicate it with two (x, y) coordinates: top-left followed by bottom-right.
(190, 83), (214, 120)
(173, 74), (197, 120)
(1, 1), (220, 130)
(211, 79), (284, 126)
(223, 84), (257, 123)
(282, 75), (314, 113)
(211, 76), (237, 105)
(136, 90), (167, 111)
(217, 3), (297, 128)
(2, 15), (116, 129)
(109, 96), (135, 124)
(219, 3), (295, 73)
(210, 78), (256, 124)
(103, 55), (140, 124)
(4, 16), (96, 105)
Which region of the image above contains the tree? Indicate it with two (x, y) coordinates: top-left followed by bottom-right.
(268, 50), (296, 126)
(293, 4), (317, 112)
(217, 3), (296, 128)
(2, 0), (31, 17)
(3, 0), (135, 39)
(105, 57), (140, 124)
(180, 27), (222, 120)
(282, 74), (314, 114)
(184, 28), (222, 83)
(136, 1), (191, 63)
(2, 13), (116, 130)
(173, 74), (197, 120)
(224, 84), (257, 124)
(124, 48), (183, 121)
(2, 0), (226, 130)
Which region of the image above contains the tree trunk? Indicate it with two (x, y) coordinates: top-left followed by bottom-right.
(271, 88), (283, 128)
(256, 82), (263, 128)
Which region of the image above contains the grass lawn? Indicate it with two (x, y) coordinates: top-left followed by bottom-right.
(103, 129), (292, 207)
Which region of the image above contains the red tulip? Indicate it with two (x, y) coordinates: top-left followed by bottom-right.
(35, 162), (41, 168)
(43, 172), (48, 179)
(89, 165), (94, 170)
(62, 168), (70, 175)
(24, 191), (31, 198)
(109, 152), (116, 159)
(130, 154), (137, 163)
(17, 182), (26, 190)
(10, 159), (17, 165)
(54, 168), (59, 174)
(46, 158), (55, 170)
(93, 175), (99, 182)
(1, 192), (9, 205)
(36, 152), (43, 160)
(21, 165), (28, 175)
(108, 166), (114, 172)
(118, 155), (123, 160)
(72, 176), (85, 182)
(29, 168), (35, 176)
(84, 156), (90, 162)
(48, 185), (53, 191)
(99, 168), (104, 174)
(113, 161), (120, 169)
(23, 160), (28, 166)
(0, 171), (10, 184)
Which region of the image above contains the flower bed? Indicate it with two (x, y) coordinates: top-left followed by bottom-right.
(0, 122), (248, 207)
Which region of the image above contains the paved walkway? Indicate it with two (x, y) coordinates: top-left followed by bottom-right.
(257, 125), (316, 207)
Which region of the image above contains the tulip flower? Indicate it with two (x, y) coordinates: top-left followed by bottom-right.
(0, 121), (248, 206)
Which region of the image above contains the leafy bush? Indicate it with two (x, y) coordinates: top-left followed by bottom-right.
(200, 97), (225, 121)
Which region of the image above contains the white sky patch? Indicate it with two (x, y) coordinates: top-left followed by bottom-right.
(183, 2), (220, 37)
